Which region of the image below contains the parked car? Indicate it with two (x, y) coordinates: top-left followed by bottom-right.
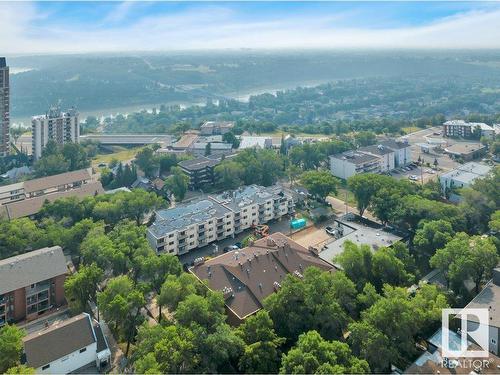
(409, 175), (418, 181)
(325, 226), (335, 235)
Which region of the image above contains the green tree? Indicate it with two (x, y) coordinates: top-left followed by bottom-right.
(64, 263), (104, 314)
(175, 292), (226, 332)
(354, 131), (377, 147)
(413, 219), (455, 256)
(214, 160), (242, 190)
(135, 147), (159, 178)
(61, 142), (90, 171)
(280, 330), (370, 374)
(164, 166), (189, 201)
(300, 170), (339, 201)
(158, 273), (198, 314)
(348, 174), (393, 217)
(34, 154), (70, 177)
(0, 325), (25, 373)
(204, 142), (212, 156)
(5, 365), (36, 374)
(431, 233), (498, 294)
(223, 131), (240, 148)
(97, 275), (145, 356)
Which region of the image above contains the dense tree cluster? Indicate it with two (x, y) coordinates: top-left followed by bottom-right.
(33, 140), (94, 177)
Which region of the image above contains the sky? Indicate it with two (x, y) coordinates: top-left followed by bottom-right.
(1, 1), (500, 54)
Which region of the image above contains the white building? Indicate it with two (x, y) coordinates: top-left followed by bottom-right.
(32, 107), (79, 159)
(23, 313), (111, 374)
(147, 184), (294, 255)
(329, 139), (411, 179)
(439, 162), (492, 201)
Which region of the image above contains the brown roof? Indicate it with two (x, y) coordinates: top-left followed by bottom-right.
(172, 134), (199, 149)
(190, 232), (335, 320)
(5, 181), (104, 219)
(23, 169), (92, 194)
(23, 313), (95, 368)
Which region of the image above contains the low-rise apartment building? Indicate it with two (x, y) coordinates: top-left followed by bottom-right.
(443, 120), (496, 139)
(0, 246), (67, 326)
(329, 139), (411, 179)
(178, 156), (220, 190)
(0, 169), (103, 219)
(147, 184), (294, 255)
(23, 313), (111, 374)
(440, 162), (492, 201)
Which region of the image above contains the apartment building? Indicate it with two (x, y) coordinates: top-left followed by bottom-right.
(178, 156), (220, 190)
(0, 246), (67, 326)
(23, 313), (111, 374)
(0, 169), (104, 219)
(147, 184), (294, 255)
(190, 232), (335, 324)
(0, 57), (9, 157)
(443, 120), (496, 139)
(440, 162), (492, 201)
(329, 139), (411, 179)
(200, 121), (235, 135)
(32, 107), (80, 159)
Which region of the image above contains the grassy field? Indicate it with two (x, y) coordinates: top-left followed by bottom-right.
(402, 126), (420, 134)
(91, 146), (143, 167)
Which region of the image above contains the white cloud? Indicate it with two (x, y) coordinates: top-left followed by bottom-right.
(1, 2), (500, 54)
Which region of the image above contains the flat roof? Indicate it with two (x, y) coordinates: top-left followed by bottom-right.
(330, 151), (380, 165)
(0, 246), (67, 295)
(359, 144), (394, 156)
(319, 218), (403, 264)
(238, 136), (272, 149)
(201, 121), (234, 129)
(441, 162), (492, 185)
(444, 120), (494, 131)
(172, 133), (199, 149)
(24, 313), (95, 369)
(190, 232), (335, 320)
(444, 142), (486, 155)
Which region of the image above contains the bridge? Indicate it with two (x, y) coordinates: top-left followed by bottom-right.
(80, 134), (173, 146)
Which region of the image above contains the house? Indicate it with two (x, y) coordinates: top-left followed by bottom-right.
(22, 313), (111, 374)
(131, 176), (152, 191)
(190, 232), (336, 324)
(329, 138), (411, 179)
(0, 169), (103, 220)
(0, 246), (68, 326)
(404, 327), (500, 374)
(461, 267), (500, 356)
(200, 121), (235, 135)
(440, 162), (492, 201)
(178, 156), (220, 190)
(443, 120), (495, 139)
(147, 184), (294, 255)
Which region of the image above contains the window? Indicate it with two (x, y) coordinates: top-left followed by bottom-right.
(42, 365), (50, 370)
(492, 339), (497, 345)
(80, 347), (87, 353)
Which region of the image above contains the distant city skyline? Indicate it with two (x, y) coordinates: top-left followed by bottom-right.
(1, 1), (500, 54)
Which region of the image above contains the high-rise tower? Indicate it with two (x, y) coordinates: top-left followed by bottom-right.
(0, 57), (9, 157)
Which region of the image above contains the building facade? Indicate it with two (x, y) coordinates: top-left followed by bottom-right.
(440, 162), (492, 201)
(0, 57), (9, 157)
(32, 107), (80, 159)
(147, 184), (294, 255)
(200, 121), (235, 135)
(443, 120), (496, 139)
(0, 246), (67, 326)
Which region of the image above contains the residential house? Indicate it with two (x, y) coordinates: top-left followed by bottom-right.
(190, 232), (336, 324)
(0, 246), (67, 326)
(22, 313), (111, 374)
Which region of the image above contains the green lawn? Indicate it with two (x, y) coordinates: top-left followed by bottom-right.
(91, 146), (143, 167)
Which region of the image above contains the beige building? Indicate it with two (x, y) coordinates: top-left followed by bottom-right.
(32, 107), (80, 159)
(0, 57), (9, 157)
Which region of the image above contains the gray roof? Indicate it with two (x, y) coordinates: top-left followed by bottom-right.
(211, 185), (290, 212)
(24, 313), (95, 368)
(191, 142), (232, 150)
(331, 151), (380, 165)
(179, 156), (220, 171)
(379, 139), (410, 150)
(359, 144), (394, 156)
(0, 246), (67, 294)
(463, 278), (500, 328)
(23, 169), (92, 194)
(441, 162), (492, 185)
(149, 198), (231, 237)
